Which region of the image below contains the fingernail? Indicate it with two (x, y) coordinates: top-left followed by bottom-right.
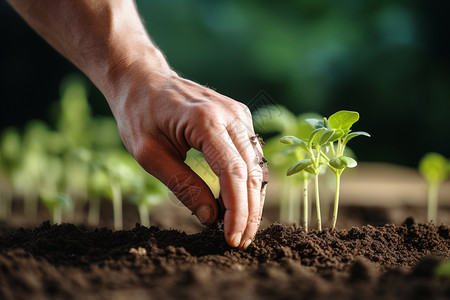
(195, 205), (213, 225)
(241, 238), (252, 250)
(230, 232), (242, 248)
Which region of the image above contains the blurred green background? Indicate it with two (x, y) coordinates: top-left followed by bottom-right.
(1, 0), (449, 166)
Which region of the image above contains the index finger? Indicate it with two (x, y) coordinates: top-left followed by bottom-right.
(200, 125), (251, 247)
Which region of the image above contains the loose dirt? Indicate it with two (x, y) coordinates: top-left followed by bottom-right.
(1, 218), (449, 300)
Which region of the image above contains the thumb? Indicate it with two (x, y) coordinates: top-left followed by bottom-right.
(140, 150), (218, 225)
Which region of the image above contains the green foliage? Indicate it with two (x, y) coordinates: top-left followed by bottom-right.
(0, 128), (21, 167)
(128, 171), (167, 227)
(281, 110), (370, 230)
(419, 153), (448, 185)
(39, 154), (72, 224)
(434, 260), (450, 278)
(58, 74), (92, 147)
(254, 106), (320, 227)
(185, 149), (219, 197)
(418, 152), (449, 223)
(132, 1), (449, 167)
(0, 74), (168, 227)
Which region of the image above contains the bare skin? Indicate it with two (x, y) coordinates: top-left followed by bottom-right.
(7, 0), (268, 249)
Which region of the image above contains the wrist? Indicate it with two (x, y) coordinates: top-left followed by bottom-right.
(98, 46), (177, 116)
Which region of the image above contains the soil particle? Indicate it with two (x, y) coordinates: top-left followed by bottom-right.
(0, 219), (449, 300)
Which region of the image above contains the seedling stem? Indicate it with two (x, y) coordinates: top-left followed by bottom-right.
(110, 179), (123, 230)
(427, 182), (439, 223)
(303, 176), (309, 232)
(138, 202), (150, 227)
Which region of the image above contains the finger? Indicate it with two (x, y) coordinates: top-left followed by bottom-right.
(137, 143), (218, 225)
(200, 127), (249, 248)
(226, 121), (264, 250)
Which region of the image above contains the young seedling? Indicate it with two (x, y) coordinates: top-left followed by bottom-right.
(109, 152), (167, 228)
(321, 111), (370, 230)
(102, 150), (137, 230)
(39, 154), (73, 224)
(419, 152), (449, 223)
(17, 121), (49, 219)
(129, 173), (167, 227)
(87, 165), (110, 226)
(281, 127), (327, 231)
(281, 110), (369, 231)
(87, 117), (123, 225)
(253, 105), (319, 228)
(101, 150), (157, 230)
(287, 145), (313, 231)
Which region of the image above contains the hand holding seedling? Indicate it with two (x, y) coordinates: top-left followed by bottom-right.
(8, 0), (268, 249)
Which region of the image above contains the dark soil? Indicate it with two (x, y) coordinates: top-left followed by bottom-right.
(1, 217), (449, 300)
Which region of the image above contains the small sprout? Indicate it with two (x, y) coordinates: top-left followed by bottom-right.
(102, 150), (139, 230)
(39, 154), (73, 224)
(281, 110), (370, 231)
(87, 165), (110, 226)
(419, 152), (449, 223)
(41, 193), (72, 224)
(281, 126), (326, 231)
(127, 169), (167, 228)
(253, 106), (320, 227)
(324, 111), (370, 230)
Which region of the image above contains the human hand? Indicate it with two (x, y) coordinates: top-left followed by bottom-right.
(106, 62), (268, 250)
(7, 0), (268, 250)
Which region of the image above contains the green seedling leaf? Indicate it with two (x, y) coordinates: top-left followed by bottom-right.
(280, 136), (308, 151)
(309, 128), (326, 146)
(304, 118), (324, 130)
(304, 165), (315, 174)
(286, 159), (313, 176)
(330, 156), (357, 169)
(296, 113), (323, 140)
(319, 129), (344, 146)
(323, 117), (329, 129)
(419, 152), (448, 184)
(280, 135), (304, 145)
(330, 129), (345, 143)
(345, 131), (371, 143)
(328, 111), (359, 133)
(319, 129), (334, 146)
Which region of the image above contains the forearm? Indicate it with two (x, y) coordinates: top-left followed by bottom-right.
(7, 0), (172, 99)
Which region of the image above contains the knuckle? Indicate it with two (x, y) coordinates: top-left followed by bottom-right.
(247, 166), (263, 188)
(237, 102), (250, 114)
(191, 104), (215, 124)
(227, 102), (249, 120)
(224, 159), (248, 181)
(248, 214), (262, 225)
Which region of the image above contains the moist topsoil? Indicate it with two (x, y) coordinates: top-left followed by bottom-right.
(0, 218), (449, 300)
